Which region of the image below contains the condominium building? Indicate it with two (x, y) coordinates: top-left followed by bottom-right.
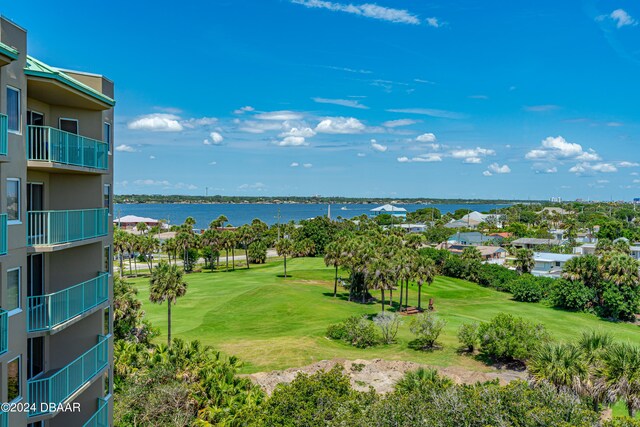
(0, 16), (113, 427)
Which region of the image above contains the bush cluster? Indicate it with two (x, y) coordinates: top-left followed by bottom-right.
(326, 315), (379, 348)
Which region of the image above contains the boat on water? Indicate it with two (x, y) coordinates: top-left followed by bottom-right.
(341, 206), (348, 210)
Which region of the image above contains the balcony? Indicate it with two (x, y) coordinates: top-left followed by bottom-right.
(27, 208), (109, 248)
(27, 126), (108, 172)
(27, 335), (109, 417)
(0, 214), (6, 256)
(28, 273), (109, 333)
(0, 309), (7, 355)
(0, 411), (6, 427)
(82, 396), (110, 427)
(0, 113), (7, 156)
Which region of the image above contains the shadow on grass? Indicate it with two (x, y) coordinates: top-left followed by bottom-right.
(472, 353), (527, 371)
(407, 339), (442, 353)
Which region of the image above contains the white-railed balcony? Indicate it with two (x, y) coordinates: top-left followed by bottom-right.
(27, 208), (109, 247)
(27, 335), (110, 417)
(28, 273), (109, 333)
(27, 125), (108, 171)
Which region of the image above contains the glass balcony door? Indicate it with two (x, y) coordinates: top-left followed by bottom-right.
(27, 111), (45, 161)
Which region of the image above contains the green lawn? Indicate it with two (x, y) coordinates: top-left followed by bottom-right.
(130, 257), (640, 374)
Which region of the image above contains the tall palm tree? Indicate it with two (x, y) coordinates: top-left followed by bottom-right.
(514, 248), (535, 274)
(162, 237), (178, 266)
(139, 235), (160, 273)
(275, 237), (294, 278)
(220, 230), (236, 271)
(124, 233), (139, 277)
(461, 246), (483, 263)
(210, 215), (228, 229)
(175, 230), (198, 273)
(236, 225), (254, 269)
(369, 256), (394, 311)
(412, 254), (435, 311)
(395, 248), (414, 311)
(113, 227), (128, 277)
(149, 260), (188, 346)
(600, 343), (640, 417)
(201, 228), (221, 271)
(562, 255), (600, 289)
(324, 241), (341, 297)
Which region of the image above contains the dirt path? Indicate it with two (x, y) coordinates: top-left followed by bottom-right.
(246, 358), (528, 394)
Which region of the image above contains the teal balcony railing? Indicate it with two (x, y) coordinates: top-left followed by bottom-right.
(0, 213), (6, 256)
(0, 309), (7, 355)
(82, 395), (110, 427)
(27, 125), (108, 170)
(28, 273), (109, 332)
(0, 410), (6, 427)
(28, 335), (109, 417)
(27, 208), (109, 246)
(0, 113), (7, 156)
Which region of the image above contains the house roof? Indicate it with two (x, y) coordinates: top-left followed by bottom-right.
(370, 204), (407, 212)
(0, 40), (18, 60)
(24, 55), (115, 106)
(512, 237), (561, 245)
(490, 232), (512, 238)
(533, 252), (576, 262)
(114, 215), (160, 224)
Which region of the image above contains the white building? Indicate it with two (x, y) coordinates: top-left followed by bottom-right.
(532, 252), (577, 278)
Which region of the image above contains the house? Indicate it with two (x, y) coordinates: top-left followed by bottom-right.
(573, 243), (596, 256)
(442, 244), (507, 262)
(512, 237), (562, 249)
(489, 232), (513, 239)
(630, 244), (640, 261)
(447, 232), (502, 246)
(393, 223), (428, 233)
(444, 211), (503, 229)
(114, 214), (162, 229)
(370, 204), (407, 218)
(444, 218), (482, 229)
(537, 207), (572, 216)
(532, 252), (577, 277)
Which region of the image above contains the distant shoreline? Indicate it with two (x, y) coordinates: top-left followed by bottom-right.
(114, 195), (543, 205)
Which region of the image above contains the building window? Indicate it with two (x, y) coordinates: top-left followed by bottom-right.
(7, 178), (20, 223)
(7, 86), (20, 133)
(104, 122), (111, 153)
(7, 357), (21, 402)
(103, 307), (110, 336)
(6, 268), (21, 312)
(103, 184), (111, 213)
(104, 245), (111, 272)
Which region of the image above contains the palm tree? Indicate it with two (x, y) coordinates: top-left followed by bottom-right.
(210, 214), (228, 229)
(461, 246), (483, 263)
(162, 238), (178, 266)
(124, 233), (139, 276)
(599, 254), (640, 288)
(175, 230), (198, 273)
(139, 235), (160, 273)
(395, 248), (414, 312)
(149, 260), (188, 346)
(324, 241), (341, 297)
(562, 255), (600, 289)
(275, 237), (294, 278)
(369, 256), (394, 311)
(236, 225), (254, 269)
(412, 254), (435, 311)
(220, 230), (236, 271)
(600, 343), (640, 417)
(135, 221), (148, 235)
(529, 342), (589, 393)
(395, 368), (453, 394)
(514, 248), (534, 274)
(113, 227), (128, 277)
(201, 228), (221, 271)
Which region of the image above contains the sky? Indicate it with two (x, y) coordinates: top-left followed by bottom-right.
(3, 0), (640, 200)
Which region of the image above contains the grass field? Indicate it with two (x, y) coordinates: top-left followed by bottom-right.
(129, 257), (640, 375)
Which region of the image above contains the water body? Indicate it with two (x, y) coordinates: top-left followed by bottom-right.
(114, 203), (510, 227)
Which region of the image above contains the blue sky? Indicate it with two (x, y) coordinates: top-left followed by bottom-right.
(4, 0), (640, 200)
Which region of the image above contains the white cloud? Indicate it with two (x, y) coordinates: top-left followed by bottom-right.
(209, 161), (217, 165)
(416, 133), (436, 143)
(426, 17), (442, 28)
(525, 136), (600, 162)
(115, 144), (137, 153)
(523, 105), (560, 112)
(233, 106), (255, 114)
(602, 9), (637, 28)
(619, 161), (639, 168)
(238, 120), (285, 134)
(463, 157), (482, 164)
(133, 179), (197, 190)
(238, 182), (266, 191)
(597, 179), (609, 184)
(312, 97), (368, 109)
(303, 163), (313, 168)
(469, 95), (489, 100)
(276, 136), (309, 146)
(279, 126), (317, 138)
(127, 114), (183, 132)
(414, 78), (435, 84)
(325, 66), (372, 74)
(482, 171), (492, 177)
(315, 117), (366, 134)
(488, 163), (511, 174)
(569, 162), (618, 175)
(149, 155), (156, 160)
(371, 139), (387, 152)
(181, 117), (218, 128)
(290, 0), (421, 25)
(634, 179), (640, 184)
(606, 122), (623, 127)
(357, 152), (366, 157)
(210, 132), (224, 144)
(397, 153), (442, 163)
(450, 147), (495, 160)
(255, 110), (304, 120)
(386, 108), (466, 119)
(290, 162), (300, 167)
(382, 119), (420, 127)
(535, 166), (557, 174)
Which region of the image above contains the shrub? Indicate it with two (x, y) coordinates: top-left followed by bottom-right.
(373, 312), (402, 344)
(248, 240), (268, 264)
(477, 264), (519, 291)
(457, 322), (479, 352)
(326, 322), (347, 340)
(549, 279), (595, 311)
(409, 312), (446, 349)
(327, 316), (378, 348)
(510, 275), (553, 303)
(477, 313), (550, 362)
(599, 281), (640, 321)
